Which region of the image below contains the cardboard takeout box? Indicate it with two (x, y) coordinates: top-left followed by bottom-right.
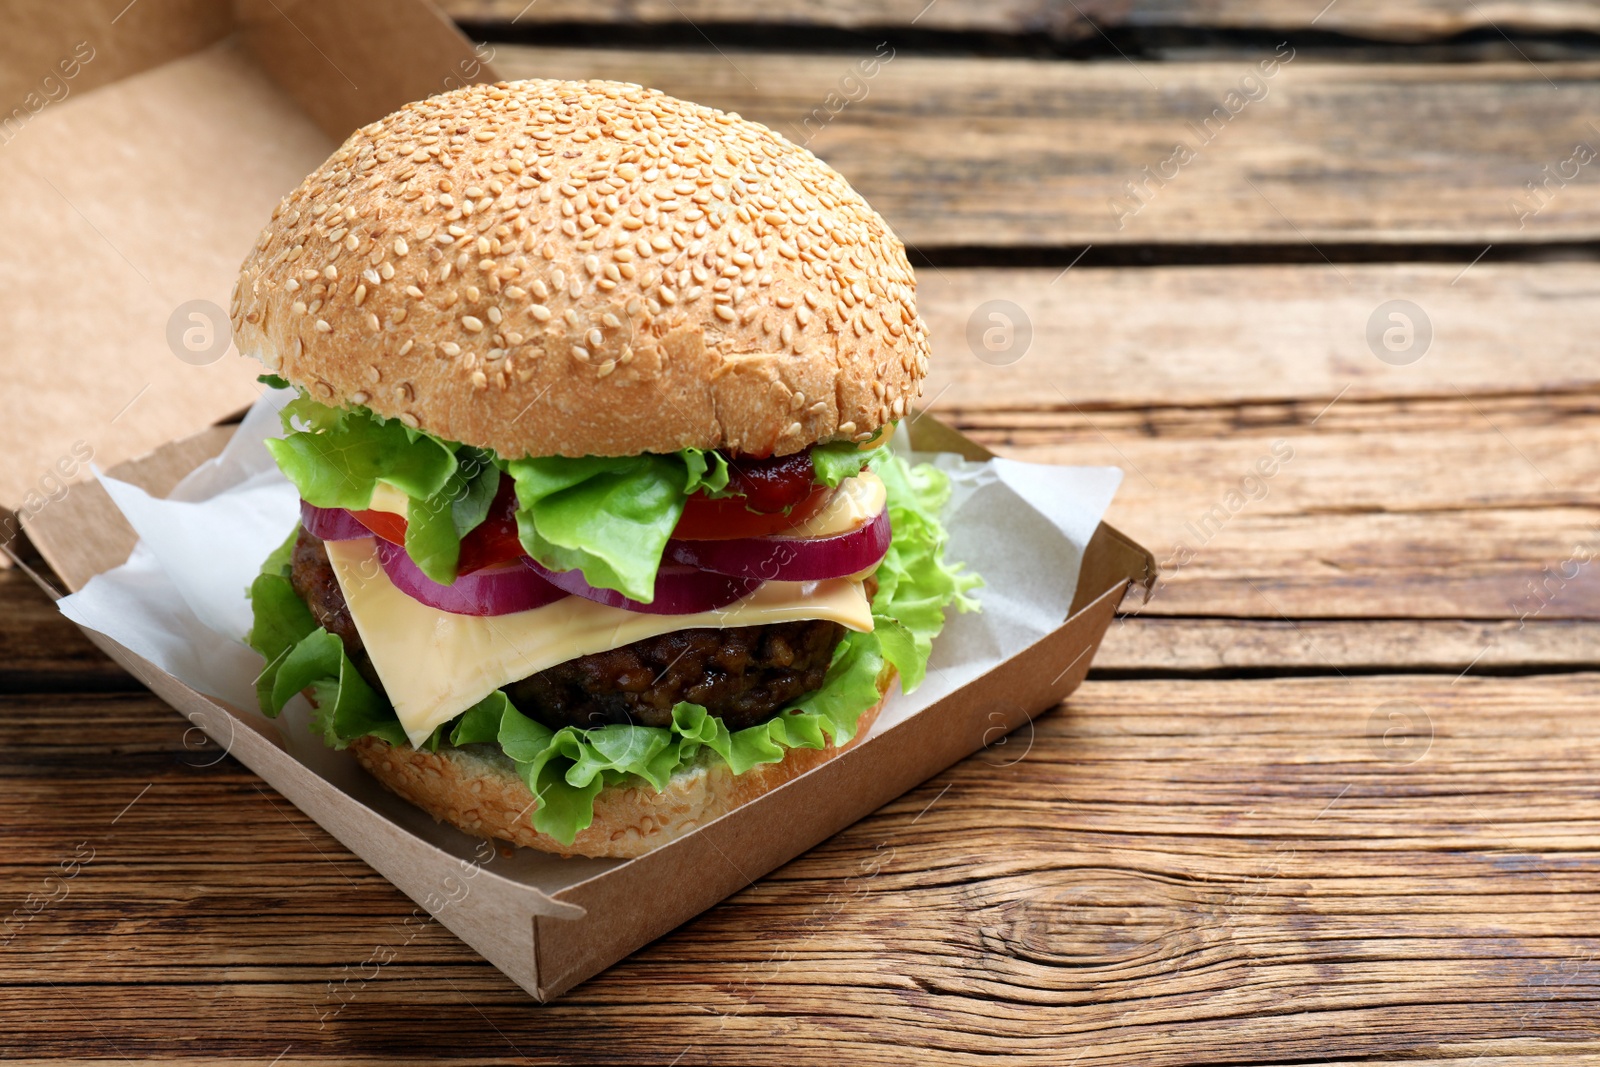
(2, 0), (1156, 999)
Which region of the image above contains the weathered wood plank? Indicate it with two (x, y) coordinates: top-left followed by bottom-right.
(493, 46), (1600, 246)
(919, 264), (1600, 411)
(447, 0), (1600, 42)
(5, 675), (1600, 1063)
(0, 568), (130, 689)
(968, 393), (1600, 619)
(1095, 616), (1600, 674)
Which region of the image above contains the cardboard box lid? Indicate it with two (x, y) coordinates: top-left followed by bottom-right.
(0, 0), (493, 518)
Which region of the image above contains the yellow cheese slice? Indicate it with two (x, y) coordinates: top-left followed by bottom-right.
(783, 471), (885, 539)
(363, 472), (887, 540)
(367, 481), (411, 515)
(324, 537), (875, 747)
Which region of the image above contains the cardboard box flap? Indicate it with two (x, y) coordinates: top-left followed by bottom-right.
(0, 0), (491, 522)
(237, 0), (497, 142)
(1, 0), (232, 113)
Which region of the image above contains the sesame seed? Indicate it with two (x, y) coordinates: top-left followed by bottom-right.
(315, 319), (331, 332)
(713, 305), (736, 322)
(440, 341), (461, 356)
(400, 412), (419, 428)
(529, 304), (552, 321)
(394, 238), (409, 256)
(462, 315), (485, 333)
(571, 345), (589, 361)
(368, 312), (381, 331)
(398, 339), (415, 356)
(354, 284), (368, 305)
(596, 360), (616, 378)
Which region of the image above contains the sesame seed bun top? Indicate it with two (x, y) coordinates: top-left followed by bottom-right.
(230, 79), (929, 457)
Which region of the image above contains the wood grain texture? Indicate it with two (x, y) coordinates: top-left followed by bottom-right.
(919, 264), (1600, 410)
(5, 673), (1600, 1063)
(444, 0), (1600, 41)
(9, 1), (1600, 1056)
(492, 46), (1600, 246)
(963, 392), (1600, 619)
(1095, 616), (1600, 674)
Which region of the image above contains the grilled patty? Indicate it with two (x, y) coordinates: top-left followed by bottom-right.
(289, 530), (847, 734)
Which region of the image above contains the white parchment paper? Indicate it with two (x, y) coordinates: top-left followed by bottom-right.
(59, 389), (1120, 761)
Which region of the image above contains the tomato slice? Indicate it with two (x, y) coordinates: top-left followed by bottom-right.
(348, 508), (407, 546)
(672, 482), (832, 540)
(456, 476), (526, 576)
(350, 476), (527, 576)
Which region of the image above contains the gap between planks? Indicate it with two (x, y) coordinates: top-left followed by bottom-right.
(445, 0), (1600, 42)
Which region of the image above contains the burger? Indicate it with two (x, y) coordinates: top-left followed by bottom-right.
(230, 79), (979, 859)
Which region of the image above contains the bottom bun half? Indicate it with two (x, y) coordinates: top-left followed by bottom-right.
(350, 677), (892, 860)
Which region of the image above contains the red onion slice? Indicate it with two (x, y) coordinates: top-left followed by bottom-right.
(375, 539), (566, 617)
(522, 556), (757, 615)
(663, 508), (890, 582)
(300, 500), (373, 542)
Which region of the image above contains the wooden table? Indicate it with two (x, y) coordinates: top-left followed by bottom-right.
(6, 2), (1600, 1062)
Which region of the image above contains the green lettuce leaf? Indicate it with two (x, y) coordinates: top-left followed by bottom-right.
(245, 527), (318, 712)
(869, 453), (983, 690)
(266, 402), (457, 510)
(244, 527), (403, 747)
(681, 448), (731, 495)
(505, 453), (698, 603)
(812, 440), (887, 488)
(403, 447), (500, 584)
